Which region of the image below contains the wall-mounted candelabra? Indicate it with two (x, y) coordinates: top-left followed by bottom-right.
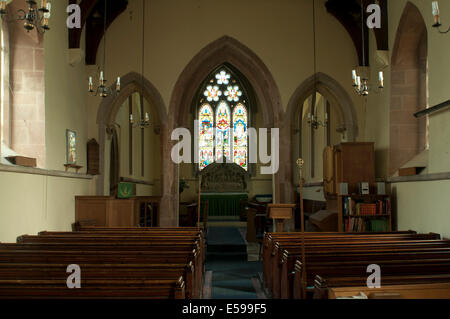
(307, 112), (328, 130)
(0, 0), (51, 33)
(129, 111), (150, 129)
(432, 1), (449, 34)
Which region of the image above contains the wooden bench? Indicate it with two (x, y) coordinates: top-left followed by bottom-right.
(0, 262), (192, 299)
(17, 232), (203, 296)
(262, 231), (437, 289)
(0, 227), (204, 299)
(289, 247), (450, 298)
(275, 240), (450, 298)
(0, 277), (186, 299)
(265, 234), (443, 296)
(326, 282), (450, 299)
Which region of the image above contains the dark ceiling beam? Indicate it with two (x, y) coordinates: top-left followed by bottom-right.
(325, 0), (389, 66)
(68, 0), (102, 49)
(68, 0), (128, 65)
(85, 0), (128, 65)
(374, 0), (389, 51)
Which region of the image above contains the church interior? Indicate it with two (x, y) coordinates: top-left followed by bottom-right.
(0, 0), (449, 300)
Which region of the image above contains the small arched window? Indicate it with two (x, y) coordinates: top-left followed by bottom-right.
(198, 67), (249, 171)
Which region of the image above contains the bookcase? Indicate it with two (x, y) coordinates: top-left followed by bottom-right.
(338, 194), (392, 232)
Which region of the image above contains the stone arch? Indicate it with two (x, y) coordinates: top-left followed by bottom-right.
(169, 35), (283, 129)
(390, 1), (428, 175)
(285, 72), (358, 141)
(95, 72), (168, 220)
(166, 36), (283, 225)
(278, 72), (359, 209)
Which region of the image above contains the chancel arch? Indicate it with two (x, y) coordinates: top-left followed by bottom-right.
(168, 36), (283, 225)
(96, 72), (167, 209)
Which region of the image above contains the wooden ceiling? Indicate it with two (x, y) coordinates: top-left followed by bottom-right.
(69, 0), (388, 66)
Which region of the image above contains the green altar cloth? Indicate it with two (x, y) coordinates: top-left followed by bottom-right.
(201, 193), (248, 217)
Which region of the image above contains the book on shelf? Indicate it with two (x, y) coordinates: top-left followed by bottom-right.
(341, 194), (391, 232)
(342, 196), (391, 216)
(344, 217), (389, 232)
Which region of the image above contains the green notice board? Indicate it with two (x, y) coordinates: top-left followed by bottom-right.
(201, 193), (248, 217)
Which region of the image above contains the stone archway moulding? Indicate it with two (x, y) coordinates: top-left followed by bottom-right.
(169, 35), (283, 129)
(166, 35), (284, 226)
(279, 72), (359, 211)
(285, 72), (359, 141)
(95, 72), (168, 220)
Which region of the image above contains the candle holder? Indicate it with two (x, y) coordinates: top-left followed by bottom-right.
(432, 1), (450, 34)
(351, 68), (384, 96)
(350, 1), (384, 97)
(307, 112), (328, 130)
(0, 0), (51, 33)
(129, 111), (151, 129)
(88, 71), (120, 98)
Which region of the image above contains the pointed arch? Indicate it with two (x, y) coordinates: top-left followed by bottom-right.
(390, 1), (428, 175)
(165, 36), (283, 224)
(276, 72), (359, 210)
(285, 72), (358, 141)
(169, 35), (282, 129)
(95, 72), (168, 203)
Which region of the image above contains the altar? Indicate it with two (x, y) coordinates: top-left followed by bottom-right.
(201, 193), (248, 217)
(198, 161), (249, 218)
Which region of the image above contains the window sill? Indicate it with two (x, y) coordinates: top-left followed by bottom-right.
(0, 164), (94, 180)
(387, 172), (450, 184)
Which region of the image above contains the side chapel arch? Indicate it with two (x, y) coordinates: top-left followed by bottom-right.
(282, 72), (359, 201)
(96, 72), (168, 217)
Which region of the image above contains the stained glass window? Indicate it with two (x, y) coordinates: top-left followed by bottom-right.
(232, 103), (248, 169)
(199, 104), (214, 170)
(215, 101), (231, 161)
(198, 67), (249, 171)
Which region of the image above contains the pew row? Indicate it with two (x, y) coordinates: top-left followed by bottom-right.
(326, 282), (450, 299)
(263, 231), (450, 299)
(0, 227), (203, 299)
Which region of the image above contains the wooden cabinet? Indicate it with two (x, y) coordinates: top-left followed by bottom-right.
(75, 196), (161, 227)
(324, 142), (375, 198)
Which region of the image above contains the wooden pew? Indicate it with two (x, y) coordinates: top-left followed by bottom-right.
(38, 229), (206, 276)
(290, 251), (450, 299)
(325, 282), (450, 299)
(0, 262), (192, 299)
(0, 227), (203, 299)
(262, 231), (434, 289)
(17, 232), (203, 297)
(264, 233), (442, 295)
(274, 240), (450, 298)
(0, 277), (186, 299)
(0, 245), (199, 298)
